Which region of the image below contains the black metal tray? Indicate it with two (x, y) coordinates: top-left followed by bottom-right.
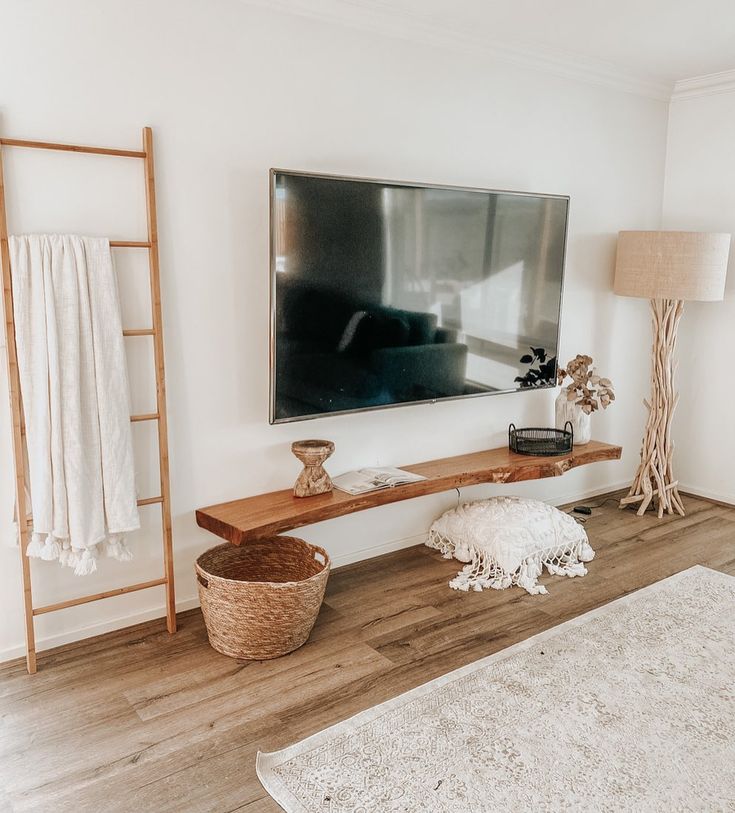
(509, 422), (573, 457)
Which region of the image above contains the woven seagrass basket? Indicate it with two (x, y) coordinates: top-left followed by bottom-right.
(195, 536), (330, 660)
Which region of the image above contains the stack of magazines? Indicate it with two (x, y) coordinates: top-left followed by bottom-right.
(332, 466), (426, 495)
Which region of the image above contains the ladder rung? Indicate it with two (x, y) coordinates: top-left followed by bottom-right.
(24, 413), (158, 433)
(32, 577), (167, 615)
(110, 241), (151, 248)
(25, 494), (163, 528)
(123, 328), (155, 337)
(0, 137), (146, 159)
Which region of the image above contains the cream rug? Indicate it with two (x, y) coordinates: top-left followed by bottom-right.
(257, 566), (735, 812)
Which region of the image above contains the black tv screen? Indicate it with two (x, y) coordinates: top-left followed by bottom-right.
(270, 170), (568, 423)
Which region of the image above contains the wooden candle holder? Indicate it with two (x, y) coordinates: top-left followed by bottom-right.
(291, 439), (335, 498)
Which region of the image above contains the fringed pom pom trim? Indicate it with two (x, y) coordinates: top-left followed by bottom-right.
(427, 529), (595, 596)
(26, 533), (134, 574)
(105, 536), (133, 562)
(73, 550), (98, 576)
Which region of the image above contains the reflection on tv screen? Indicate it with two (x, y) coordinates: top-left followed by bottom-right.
(271, 171), (568, 422)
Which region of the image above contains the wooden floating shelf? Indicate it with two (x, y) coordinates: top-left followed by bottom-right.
(196, 440), (622, 545)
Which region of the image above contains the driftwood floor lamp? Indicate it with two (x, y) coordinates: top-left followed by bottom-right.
(614, 230), (730, 518)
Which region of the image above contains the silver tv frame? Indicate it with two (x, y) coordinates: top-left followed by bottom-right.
(269, 168), (569, 424)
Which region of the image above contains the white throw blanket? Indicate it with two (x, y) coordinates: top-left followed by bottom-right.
(10, 235), (140, 575)
(427, 496), (594, 595)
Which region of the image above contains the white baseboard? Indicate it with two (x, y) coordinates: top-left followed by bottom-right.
(330, 533), (427, 568)
(543, 480), (632, 508)
(0, 596), (201, 664)
(678, 483), (735, 507)
(0, 479), (633, 665)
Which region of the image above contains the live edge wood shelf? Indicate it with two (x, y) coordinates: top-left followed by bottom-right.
(196, 440), (622, 545)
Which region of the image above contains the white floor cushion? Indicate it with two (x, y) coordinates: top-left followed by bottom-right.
(426, 496), (594, 595)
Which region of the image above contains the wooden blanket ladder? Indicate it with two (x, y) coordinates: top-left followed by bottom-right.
(0, 127), (176, 674)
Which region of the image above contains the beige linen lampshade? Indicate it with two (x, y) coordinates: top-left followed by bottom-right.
(614, 230), (731, 301)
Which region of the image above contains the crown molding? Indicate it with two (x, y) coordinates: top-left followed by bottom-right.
(672, 69), (735, 101)
(242, 0), (673, 101)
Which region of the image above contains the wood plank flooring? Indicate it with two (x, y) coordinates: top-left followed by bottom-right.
(1, 490), (734, 813)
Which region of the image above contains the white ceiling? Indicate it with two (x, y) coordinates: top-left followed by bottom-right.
(248, 0), (735, 98)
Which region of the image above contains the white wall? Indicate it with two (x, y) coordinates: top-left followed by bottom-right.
(662, 88), (735, 504)
(0, 0), (668, 661)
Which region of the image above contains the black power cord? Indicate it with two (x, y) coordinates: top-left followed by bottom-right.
(566, 496), (620, 525)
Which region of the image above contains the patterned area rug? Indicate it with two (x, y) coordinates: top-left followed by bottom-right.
(257, 566), (735, 812)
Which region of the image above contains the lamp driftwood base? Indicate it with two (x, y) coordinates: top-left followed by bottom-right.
(291, 440), (335, 498)
(620, 298), (686, 518)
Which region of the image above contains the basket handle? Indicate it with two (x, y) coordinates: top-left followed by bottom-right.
(310, 544), (330, 568)
(508, 423), (516, 443)
(197, 573), (209, 589)
(564, 420), (574, 446)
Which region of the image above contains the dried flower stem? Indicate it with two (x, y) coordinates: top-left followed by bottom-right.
(557, 354), (615, 415)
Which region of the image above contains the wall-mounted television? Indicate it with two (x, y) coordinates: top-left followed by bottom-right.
(270, 170), (568, 423)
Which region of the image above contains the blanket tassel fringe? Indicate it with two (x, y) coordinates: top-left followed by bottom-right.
(26, 533), (133, 576)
